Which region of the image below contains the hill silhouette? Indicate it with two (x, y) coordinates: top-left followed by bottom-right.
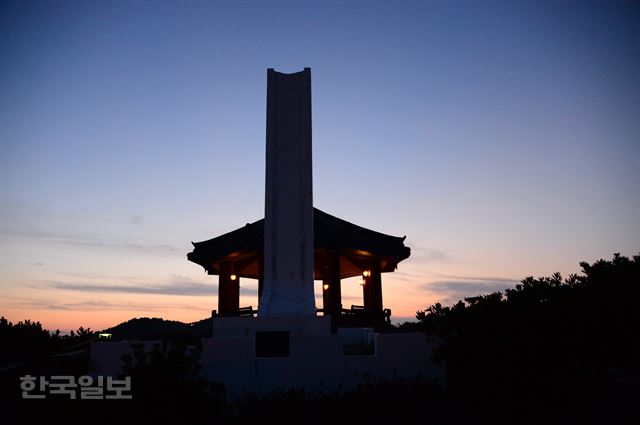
(101, 317), (212, 343)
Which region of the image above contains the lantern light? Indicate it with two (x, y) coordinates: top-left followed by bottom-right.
(230, 274), (237, 281)
(323, 284), (329, 290)
(363, 270), (370, 277)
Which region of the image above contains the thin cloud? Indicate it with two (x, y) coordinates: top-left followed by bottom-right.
(53, 239), (180, 256)
(131, 213), (143, 225)
(421, 277), (518, 306)
(6, 298), (209, 312)
(409, 246), (453, 263)
(425, 280), (516, 294)
(340, 295), (363, 306)
(3, 227), (180, 256)
(427, 273), (518, 283)
(50, 282), (216, 296)
(389, 270), (427, 283)
(49, 280), (258, 297)
(0, 202), (179, 256)
(10, 300), (72, 311)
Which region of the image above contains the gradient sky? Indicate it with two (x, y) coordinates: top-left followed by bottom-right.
(1, 0), (638, 332)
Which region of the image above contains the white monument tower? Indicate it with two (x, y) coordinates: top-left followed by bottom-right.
(259, 68), (316, 317)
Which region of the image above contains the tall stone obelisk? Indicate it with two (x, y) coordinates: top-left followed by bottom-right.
(259, 68), (316, 317)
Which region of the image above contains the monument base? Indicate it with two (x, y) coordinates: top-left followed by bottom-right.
(198, 315), (444, 394)
(89, 323), (444, 395)
(202, 315), (342, 393)
(212, 315), (331, 338)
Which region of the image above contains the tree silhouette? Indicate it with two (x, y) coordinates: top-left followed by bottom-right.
(120, 340), (226, 422)
(416, 252), (640, 423)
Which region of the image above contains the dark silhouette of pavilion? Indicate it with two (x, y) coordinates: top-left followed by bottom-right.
(188, 208), (410, 328)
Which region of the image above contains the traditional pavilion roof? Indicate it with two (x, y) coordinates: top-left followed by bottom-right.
(188, 208), (411, 280)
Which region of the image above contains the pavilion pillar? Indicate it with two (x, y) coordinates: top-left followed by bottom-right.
(258, 256), (264, 303)
(219, 262), (240, 316)
(362, 270), (371, 310)
(362, 262), (383, 314)
(370, 262), (383, 313)
(322, 252), (342, 323)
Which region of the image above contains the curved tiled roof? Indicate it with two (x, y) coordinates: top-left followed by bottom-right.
(187, 208), (410, 280)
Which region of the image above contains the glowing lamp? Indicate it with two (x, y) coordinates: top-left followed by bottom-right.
(363, 270), (370, 277)
(230, 274), (237, 281)
(323, 284), (329, 290)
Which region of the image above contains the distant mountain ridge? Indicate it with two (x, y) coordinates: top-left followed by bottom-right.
(101, 317), (212, 342)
